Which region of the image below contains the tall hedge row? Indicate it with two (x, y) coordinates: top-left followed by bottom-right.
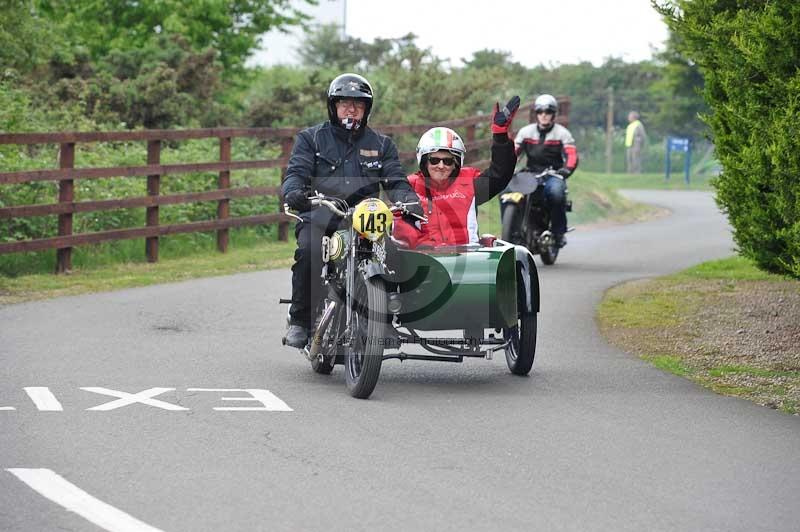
(657, 1), (800, 278)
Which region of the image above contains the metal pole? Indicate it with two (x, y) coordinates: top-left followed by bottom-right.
(342, 0), (347, 38)
(605, 87), (614, 175)
(665, 137), (671, 181)
(684, 140), (692, 185)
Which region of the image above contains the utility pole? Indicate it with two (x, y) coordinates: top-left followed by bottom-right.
(605, 86), (614, 174)
(341, 0), (347, 39)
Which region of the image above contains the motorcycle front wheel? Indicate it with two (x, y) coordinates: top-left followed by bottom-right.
(344, 275), (387, 399)
(501, 203), (520, 243)
(540, 243), (559, 265)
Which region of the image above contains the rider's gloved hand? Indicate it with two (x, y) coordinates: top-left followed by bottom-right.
(556, 167), (572, 178)
(491, 95), (521, 135)
(404, 201), (425, 220)
(285, 189), (312, 212)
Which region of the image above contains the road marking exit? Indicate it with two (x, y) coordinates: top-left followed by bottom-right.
(1, 387), (293, 412)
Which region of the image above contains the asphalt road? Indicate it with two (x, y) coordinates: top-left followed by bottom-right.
(2, 190), (799, 532)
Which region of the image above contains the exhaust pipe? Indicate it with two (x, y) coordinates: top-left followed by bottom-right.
(306, 300), (337, 361)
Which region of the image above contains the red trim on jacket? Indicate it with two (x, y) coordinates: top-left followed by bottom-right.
(564, 145), (578, 170)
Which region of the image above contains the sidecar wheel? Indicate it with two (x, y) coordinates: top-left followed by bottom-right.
(344, 276), (387, 399)
(505, 312), (537, 375)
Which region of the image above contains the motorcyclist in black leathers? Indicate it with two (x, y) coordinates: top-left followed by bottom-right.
(281, 73), (422, 348)
(508, 94), (579, 248)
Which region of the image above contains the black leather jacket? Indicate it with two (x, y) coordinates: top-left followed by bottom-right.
(282, 121), (416, 228)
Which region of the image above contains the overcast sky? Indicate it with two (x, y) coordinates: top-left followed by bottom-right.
(251, 0), (670, 68)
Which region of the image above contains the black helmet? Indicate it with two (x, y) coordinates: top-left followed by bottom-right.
(327, 73), (374, 130)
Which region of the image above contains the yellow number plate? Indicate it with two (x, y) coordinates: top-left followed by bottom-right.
(353, 198), (393, 241)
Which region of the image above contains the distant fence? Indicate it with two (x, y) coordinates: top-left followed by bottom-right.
(1, 99), (569, 273)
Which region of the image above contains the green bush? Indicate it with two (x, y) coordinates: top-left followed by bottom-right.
(657, 1), (800, 278)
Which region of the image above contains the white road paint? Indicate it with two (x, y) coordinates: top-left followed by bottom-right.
(187, 388), (293, 411)
(6, 468), (164, 532)
(1, 387), (292, 411)
(23, 387), (63, 411)
(82, 387), (189, 411)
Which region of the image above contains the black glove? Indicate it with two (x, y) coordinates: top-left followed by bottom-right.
(556, 167), (571, 178)
(404, 201), (425, 220)
(285, 189), (312, 212)
(491, 95), (521, 135)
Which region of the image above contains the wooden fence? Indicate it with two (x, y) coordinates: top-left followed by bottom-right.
(0, 99), (569, 273)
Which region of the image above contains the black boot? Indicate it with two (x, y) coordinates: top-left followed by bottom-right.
(284, 325), (309, 348)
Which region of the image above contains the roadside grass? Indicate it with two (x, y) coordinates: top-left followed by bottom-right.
(477, 170), (661, 236)
(598, 256), (800, 415)
(1, 169), (690, 304)
(578, 171), (715, 191)
(0, 234), (294, 305)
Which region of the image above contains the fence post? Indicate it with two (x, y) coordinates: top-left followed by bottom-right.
(278, 136), (293, 242)
(56, 143), (75, 274)
(217, 136), (231, 252)
(146, 140), (161, 262)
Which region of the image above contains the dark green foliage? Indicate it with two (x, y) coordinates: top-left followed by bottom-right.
(3, 8), (720, 274)
(35, 0), (310, 74)
(656, 0), (800, 278)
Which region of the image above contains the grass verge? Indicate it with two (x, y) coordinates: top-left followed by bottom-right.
(597, 256), (800, 415)
(0, 239), (294, 305)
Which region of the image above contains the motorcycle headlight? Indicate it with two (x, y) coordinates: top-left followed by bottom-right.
(353, 198), (393, 241)
(500, 192), (524, 204)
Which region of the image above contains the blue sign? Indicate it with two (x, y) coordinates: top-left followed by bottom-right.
(666, 136), (692, 184)
(668, 137), (691, 152)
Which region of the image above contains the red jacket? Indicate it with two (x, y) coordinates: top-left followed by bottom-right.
(393, 134), (516, 248)
(394, 168), (482, 248)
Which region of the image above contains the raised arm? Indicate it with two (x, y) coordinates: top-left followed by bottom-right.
(474, 133), (517, 205)
(474, 96), (520, 205)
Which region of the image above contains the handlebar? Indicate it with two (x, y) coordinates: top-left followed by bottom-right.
(390, 201), (428, 224)
(311, 197), (348, 217)
(530, 168), (563, 180)
(283, 193), (428, 224)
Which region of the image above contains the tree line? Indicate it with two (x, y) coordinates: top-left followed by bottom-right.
(2, 0), (796, 278)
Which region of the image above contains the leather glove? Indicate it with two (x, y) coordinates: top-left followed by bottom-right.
(556, 167), (571, 178)
(491, 95), (521, 135)
(285, 189), (312, 212)
(404, 201), (425, 220)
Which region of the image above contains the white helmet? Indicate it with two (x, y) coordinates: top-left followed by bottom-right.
(415, 127), (466, 170)
(534, 94), (558, 115)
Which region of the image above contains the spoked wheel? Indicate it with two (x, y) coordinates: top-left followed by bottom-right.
(344, 275), (387, 399)
(504, 266), (538, 375)
(501, 203), (520, 243)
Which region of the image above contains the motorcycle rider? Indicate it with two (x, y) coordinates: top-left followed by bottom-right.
(509, 94), (578, 248)
(393, 97), (520, 249)
(281, 73), (423, 348)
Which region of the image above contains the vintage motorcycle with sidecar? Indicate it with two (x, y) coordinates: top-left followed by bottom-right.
(500, 168), (573, 265)
(282, 193), (540, 399)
